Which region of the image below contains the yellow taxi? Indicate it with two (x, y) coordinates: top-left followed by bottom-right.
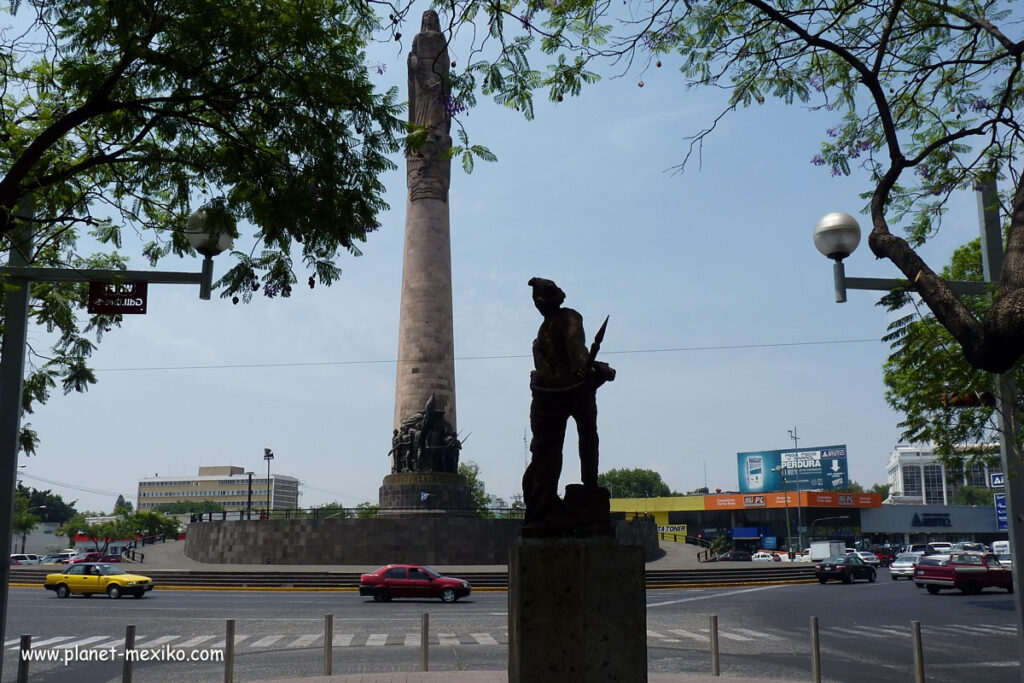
(44, 562), (154, 599)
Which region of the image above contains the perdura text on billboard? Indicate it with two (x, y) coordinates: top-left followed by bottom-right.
(736, 445), (848, 493)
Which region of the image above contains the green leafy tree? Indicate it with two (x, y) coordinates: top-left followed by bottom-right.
(12, 494), (43, 553)
(953, 485), (996, 507)
(15, 484), (76, 523)
(151, 500), (223, 515)
(598, 468), (673, 498)
(0, 0), (403, 454)
(870, 483), (891, 499)
(397, 0), (1024, 379)
(113, 495), (133, 516)
(459, 461), (492, 518)
(128, 511), (180, 539)
(316, 502), (351, 519)
(355, 501), (379, 519)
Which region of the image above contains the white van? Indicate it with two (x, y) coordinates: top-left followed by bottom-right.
(992, 540), (1010, 555)
(10, 553), (39, 565)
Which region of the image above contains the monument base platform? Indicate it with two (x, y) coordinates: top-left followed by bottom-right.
(508, 535), (647, 682)
(377, 472), (475, 517)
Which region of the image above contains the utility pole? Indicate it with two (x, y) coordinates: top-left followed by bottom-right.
(787, 428), (805, 551)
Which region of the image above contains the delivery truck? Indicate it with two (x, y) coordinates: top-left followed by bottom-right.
(809, 540), (847, 562)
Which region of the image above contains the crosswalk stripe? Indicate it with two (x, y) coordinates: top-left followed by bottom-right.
(332, 634), (354, 647)
(668, 629), (709, 642)
(365, 634), (387, 647)
(3, 639), (20, 648)
(54, 636), (109, 649)
(139, 636), (181, 648)
(438, 633), (459, 646)
(699, 629), (752, 642)
(23, 636), (75, 648)
(404, 633), (420, 647)
(472, 633), (498, 645)
(288, 635), (320, 648)
(820, 628), (885, 639)
(177, 635), (217, 648)
(871, 627), (908, 636)
(209, 635), (251, 649)
(646, 630), (679, 642)
(730, 628), (777, 639)
(249, 635), (285, 649)
(952, 625), (997, 634)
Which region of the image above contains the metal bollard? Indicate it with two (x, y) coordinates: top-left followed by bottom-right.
(123, 624), (136, 683)
(421, 613), (430, 671)
(324, 614), (333, 675)
(16, 634), (31, 683)
(911, 620), (924, 683)
(709, 615), (720, 676)
(224, 619), (235, 683)
(810, 616), (820, 683)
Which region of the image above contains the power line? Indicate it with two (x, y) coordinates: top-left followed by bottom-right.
(92, 338), (881, 373)
(18, 471), (124, 498)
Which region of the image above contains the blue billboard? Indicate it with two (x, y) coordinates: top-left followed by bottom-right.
(737, 445), (848, 493)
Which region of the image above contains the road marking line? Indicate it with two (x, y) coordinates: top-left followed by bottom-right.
(648, 584), (786, 608)
(699, 629), (752, 642)
(365, 633), (387, 647)
(54, 636), (109, 649)
(208, 635), (251, 649)
(333, 634), (354, 647)
(138, 636), (181, 648)
(667, 629), (709, 642)
(437, 633), (459, 646)
(21, 636), (75, 648)
(177, 635), (217, 648)
(249, 635), (285, 649)
(289, 635), (320, 648)
(730, 628), (777, 639)
(404, 633), (420, 647)
(472, 633), (498, 645)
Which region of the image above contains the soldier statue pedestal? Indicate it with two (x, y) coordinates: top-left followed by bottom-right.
(376, 472), (474, 517)
(508, 535), (647, 682)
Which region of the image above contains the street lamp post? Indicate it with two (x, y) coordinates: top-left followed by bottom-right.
(0, 202), (232, 678)
(787, 427), (805, 551)
(772, 466), (793, 552)
(813, 179), (1024, 671)
(246, 472), (254, 521)
(264, 449), (274, 516)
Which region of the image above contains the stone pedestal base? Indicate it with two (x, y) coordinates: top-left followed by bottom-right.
(508, 535), (647, 682)
(377, 472), (474, 517)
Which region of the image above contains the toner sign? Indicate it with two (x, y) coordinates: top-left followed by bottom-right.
(737, 445), (848, 493)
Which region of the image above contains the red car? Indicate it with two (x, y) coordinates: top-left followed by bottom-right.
(359, 564), (471, 603)
(69, 552), (103, 564)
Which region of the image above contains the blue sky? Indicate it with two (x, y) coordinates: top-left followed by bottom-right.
(17, 31), (986, 513)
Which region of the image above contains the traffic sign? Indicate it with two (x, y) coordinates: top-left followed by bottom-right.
(991, 472), (1006, 488)
(87, 281), (147, 314)
(995, 493), (1008, 531)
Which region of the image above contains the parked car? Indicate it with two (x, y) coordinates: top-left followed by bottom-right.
(38, 555), (64, 565)
(9, 554), (39, 565)
(926, 542), (953, 555)
(870, 546), (896, 567)
(914, 552), (1012, 595)
(44, 563), (154, 599)
(951, 541), (986, 553)
(851, 551), (881, 567)
(100, 554), (122, 563)
(68, 552), (103, 564)
(815, 555), (877, 584)
(751, 552), (780, 562)
(889, 553), (921, 580)
(715, 550), (752, 562)
(359, 564), (471, 603)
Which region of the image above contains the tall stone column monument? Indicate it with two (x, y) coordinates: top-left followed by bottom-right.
(379, 10), (472, 516)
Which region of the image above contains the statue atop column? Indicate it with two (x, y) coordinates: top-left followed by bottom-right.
(406, 10), (452, 203)
(522, 278), (616, 534)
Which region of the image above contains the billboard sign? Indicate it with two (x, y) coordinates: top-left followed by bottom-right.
(995, 493), (1008, 531)
(737, 445), (848, 493)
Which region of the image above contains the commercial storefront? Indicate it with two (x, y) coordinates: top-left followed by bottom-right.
(860, 504), (1005, 547)
(611, 491), (883, 551)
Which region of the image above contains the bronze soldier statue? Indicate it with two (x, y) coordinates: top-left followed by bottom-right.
(522, 278), (615, 533)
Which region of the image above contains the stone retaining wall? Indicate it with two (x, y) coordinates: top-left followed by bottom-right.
(184, 517), (524, 565)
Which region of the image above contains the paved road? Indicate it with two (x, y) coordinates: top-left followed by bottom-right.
(3, 567), (1018, 682)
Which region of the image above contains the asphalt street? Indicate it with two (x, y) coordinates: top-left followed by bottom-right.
(3, 562), (1019, 682)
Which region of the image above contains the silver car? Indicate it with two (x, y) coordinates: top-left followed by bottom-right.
(889, 552), (921, 580)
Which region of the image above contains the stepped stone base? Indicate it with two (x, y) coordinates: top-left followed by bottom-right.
(509, 535), (647, 682)
(377, 472), (474, 517)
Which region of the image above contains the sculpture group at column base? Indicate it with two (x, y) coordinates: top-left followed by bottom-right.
(508, 535), (647, 682)
(377, 472), (475, 517)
